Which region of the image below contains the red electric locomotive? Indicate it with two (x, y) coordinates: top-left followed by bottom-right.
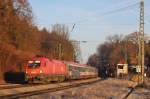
(25, 57), (98, 83)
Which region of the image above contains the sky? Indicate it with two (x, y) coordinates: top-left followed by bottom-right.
(28, 0), (150, 63)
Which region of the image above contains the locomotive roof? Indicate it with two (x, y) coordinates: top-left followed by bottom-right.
(30, 58), (94, 68)
(30, 58), (64, 63)
(31, 57), (49, 61)
(64, 61), (91, 67)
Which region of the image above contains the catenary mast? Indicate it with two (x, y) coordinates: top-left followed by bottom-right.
(139, 0), (145, 84)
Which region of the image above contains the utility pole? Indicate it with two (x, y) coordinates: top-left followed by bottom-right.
(139, 0), (145, 84)
(58, 43), (63, 60)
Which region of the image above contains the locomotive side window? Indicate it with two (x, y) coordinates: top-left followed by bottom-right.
(44, 61), (48, 67)
(28, 60), (41, 68)
(44, 62), (46, 67)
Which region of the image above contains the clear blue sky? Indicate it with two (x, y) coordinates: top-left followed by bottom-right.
(28, 0), (150, 63)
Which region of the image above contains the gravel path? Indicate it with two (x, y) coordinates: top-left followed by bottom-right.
(128, 78), (150, 99)
(128, 88), (150, 99)
(21, 78), (137, 99)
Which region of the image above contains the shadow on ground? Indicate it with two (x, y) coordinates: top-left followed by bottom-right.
(4, 72), (26, 84)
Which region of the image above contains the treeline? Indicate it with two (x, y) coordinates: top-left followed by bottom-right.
(0, 0), (74, 80)
(87, 33), (150, 76)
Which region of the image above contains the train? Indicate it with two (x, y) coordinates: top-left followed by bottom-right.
(25, 57), (98, 83)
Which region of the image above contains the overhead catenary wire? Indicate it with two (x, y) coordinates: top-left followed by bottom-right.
(74, 2), (139, 24)
(36, 2), (139, 27)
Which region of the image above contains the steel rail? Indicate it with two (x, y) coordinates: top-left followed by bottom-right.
(0, 78), (101, 99)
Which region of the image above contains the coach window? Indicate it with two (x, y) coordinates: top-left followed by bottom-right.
(80, 67), (84, 72)
(69, 65), (73, 70)
(79, 68), (82, 72)
(87, 68), (90, 72)
(78, 67), (81, 72)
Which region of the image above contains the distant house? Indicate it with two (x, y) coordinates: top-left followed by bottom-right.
(117, 60), (128, 77)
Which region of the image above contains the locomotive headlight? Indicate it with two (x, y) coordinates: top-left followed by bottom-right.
(40, 70), (43, 74)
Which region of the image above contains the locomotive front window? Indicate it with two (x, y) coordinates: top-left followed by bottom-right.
(28, 60), (41, 68)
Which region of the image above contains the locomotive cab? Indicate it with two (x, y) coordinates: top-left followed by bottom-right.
(27, 60), (43, 73)
(25, 58), (48, 82)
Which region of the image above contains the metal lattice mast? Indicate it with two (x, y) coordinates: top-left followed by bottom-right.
(139, 0), (145, 84)
(72, 41), (82, 63)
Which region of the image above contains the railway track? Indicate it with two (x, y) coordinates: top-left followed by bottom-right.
(0, 78), (98, 90)
(0, 83), (48, 90)
(0, 84), (26, 90)
(123, 87), (135, 99)
(0, 81), (74, 90)
(0, 78), (100, 99)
